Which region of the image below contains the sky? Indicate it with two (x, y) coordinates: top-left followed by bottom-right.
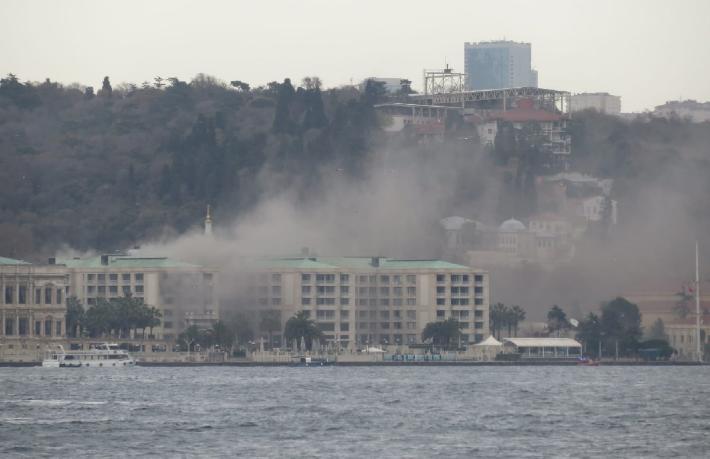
(1, 0), (709, 112)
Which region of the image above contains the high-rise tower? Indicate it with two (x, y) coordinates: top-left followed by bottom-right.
(464, 41), (538, 90)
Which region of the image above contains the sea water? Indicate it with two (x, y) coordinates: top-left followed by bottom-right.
(0, 366), (708, 458)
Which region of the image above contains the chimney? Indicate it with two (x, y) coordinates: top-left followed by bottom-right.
(371, 257), (380, 268)
(100, 255), (110, 266)
(47, 257), (56, 265)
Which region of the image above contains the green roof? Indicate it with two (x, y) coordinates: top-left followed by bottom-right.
(57, 255), (200, 269)
(0, 256), (30, 265)
(258, 256), (472, 271)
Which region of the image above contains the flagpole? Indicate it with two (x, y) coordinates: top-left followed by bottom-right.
(696, 241), (702, 363)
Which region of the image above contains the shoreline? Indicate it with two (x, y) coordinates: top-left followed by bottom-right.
(1, 361), (704, 368)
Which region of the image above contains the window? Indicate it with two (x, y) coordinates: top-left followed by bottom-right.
(380, 311), (390, 319)
(97, 274), (105, 284)
(459, 322), (469, 329)
(4, 286), (13, 304)
(451, 274), (461, 283)
(109, 274), (118, 283)
(380, 322), (390, 329)
(475, 298), (483, 306)
(35, 288), (41, 304)
(45, 320), (52, 336)
(379, 287), (389, 296)
(34, 321), (41, 336)
(271, 298), (281, 306)
(436, 298), (445, 306)
(475, 310), (483, 318)
(272, 286), (281, 296)
(135, 285), (144, 294)
(97, 286), (106, 295)
(380, 275), (389, 283)
(393, 287), (403, 297)
(462, 275), (469, 283)
(358, 275), (368, 283)
(316, 274), (335, 283)
(340, 274), (349, 284)
(135, 273), (144, 283)
(358, 299), (367, 306)
(271, 273), (281, 283)
(302, 286), (311, 295)
(341, 310), (349, 319)
(436, 286), (445, 295)
(5, 319), (14, 335)
(474, 274), (483, 283)
(302, 298), (311, 305)
(18, 286), (26, 304)
(369, 287), (377, 296)
(87, 274), (96, 282)
(392, 298), (402, 306)
(122, 273), (131, 283)
(56, 321), (62, 336)
(164, 321), (173, 329)
(122, 286), (131, 295)
(302, 274), (311, 283)
(358, 311), (368, 319)
(393, 322), (402, 330)
(45, 288), (52, 304)
(436, 274), (445, 283)
(317, 286), (335, 295)
(340, 298), (349, 305)
(380, 299), (390, 306)
(406, 275), (416, 285)
(407, 287), (416, 297)
(393, 275), (401, 285)
(368, 275), (376, 283)
(340, 286), (349, 295)
(406, 298), (416, 306)
(340, 323), (349, 332)
(406, 310), (416, 320)
(18, 318), (29, 336)
(475, 286), (483, 295)
(109, 286), (118, 295)
(436, 310), (446, 319)
(316, 310), (335, 320)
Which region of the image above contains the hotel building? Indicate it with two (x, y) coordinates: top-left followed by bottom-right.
(58, 254), (219, 341)
(244, 256), (490, 348)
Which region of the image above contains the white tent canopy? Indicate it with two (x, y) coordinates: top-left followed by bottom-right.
(474, 335), (503, 347)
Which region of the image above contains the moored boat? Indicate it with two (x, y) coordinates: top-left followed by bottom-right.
(42, 343), (136, 368)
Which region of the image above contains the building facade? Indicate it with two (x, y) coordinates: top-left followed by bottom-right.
(571, 93), (621, 115)
(666, 316), (710, 361)
(1, 257), (69, 361)
(243, 257), (490, 349)
(464, 41), (537, 90)
(58, 254), (218, 341)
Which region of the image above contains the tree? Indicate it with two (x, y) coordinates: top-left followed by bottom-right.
(100, 76), (112, 98)
(230, 80), (250, 92)
(547, 305), (568, 336)
(600, 297), (643, 357)
(177, 325), (201, 352)
(421, 318), (463, 349)
(576, 312), (602, 356)
(65, 297), (85, 338)
(647, 318), (666, 340)
(283, 311), (323, 350)
(272, 78), (296, 134)
(259, 310), (282, 348)
(210, 321), (234, 350)
(509, 305), (526, 337)
(489, 303), (509, 339)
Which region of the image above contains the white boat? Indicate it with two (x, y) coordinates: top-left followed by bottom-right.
(42, 343), (136, 368)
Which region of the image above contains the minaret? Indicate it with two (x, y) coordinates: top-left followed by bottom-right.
(204, 205), (213, 236)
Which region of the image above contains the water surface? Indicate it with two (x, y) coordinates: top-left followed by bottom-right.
(0, 366), (708, 458)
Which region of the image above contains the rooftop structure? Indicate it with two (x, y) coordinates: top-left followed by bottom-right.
(503, 337), (582, 358)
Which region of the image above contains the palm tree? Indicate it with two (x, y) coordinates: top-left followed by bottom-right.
(211, 321), (234, 350)
(489, 303), (509, 339)
(283, 311), (323, 351)
(65, 297), (85, 338)
(547, 305), (568, 336)
(422, 318), (462, 349)
(510, 305), (526, 337)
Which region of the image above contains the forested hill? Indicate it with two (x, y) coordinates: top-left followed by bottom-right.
(2, 72), (710, 264)
(0, 74), (382, 258)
